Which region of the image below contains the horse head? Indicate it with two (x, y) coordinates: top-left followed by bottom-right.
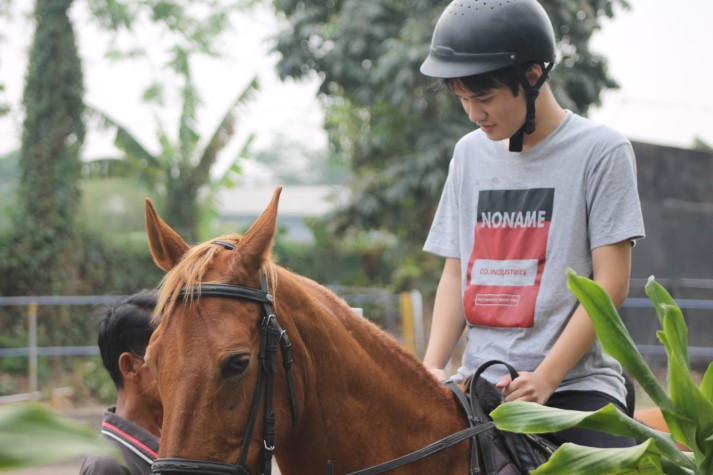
(144, 186), (470, 475)
(145, 187), (302, 475)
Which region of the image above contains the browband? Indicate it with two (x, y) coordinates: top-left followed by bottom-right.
(178, 283), (273, 305)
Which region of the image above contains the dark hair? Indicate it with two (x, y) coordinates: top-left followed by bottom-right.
(442, 61), (545, 97)
(97, 290), (158, 390)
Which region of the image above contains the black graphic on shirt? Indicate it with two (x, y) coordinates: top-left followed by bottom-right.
(464, 188), (554, 328)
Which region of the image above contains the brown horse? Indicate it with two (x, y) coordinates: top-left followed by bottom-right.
(143, 187), (477, 475)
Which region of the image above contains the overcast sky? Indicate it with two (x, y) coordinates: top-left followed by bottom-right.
(0, 0), (711, 166)
(588, 0), (713, 149)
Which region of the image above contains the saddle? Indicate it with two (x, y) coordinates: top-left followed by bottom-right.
(446, 360), (559, 475)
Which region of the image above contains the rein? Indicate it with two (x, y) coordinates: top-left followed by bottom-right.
(151, 265), (299, 475)
(329, 423), (495, 475)
(330, 361), (520, 475)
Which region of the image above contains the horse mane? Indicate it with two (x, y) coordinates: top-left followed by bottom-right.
(154, 233), (278, 321)
(286, 270), (439, 388)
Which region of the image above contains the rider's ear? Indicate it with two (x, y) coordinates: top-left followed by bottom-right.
(235, 187), (282, 273)
(118, 352), (141, 381)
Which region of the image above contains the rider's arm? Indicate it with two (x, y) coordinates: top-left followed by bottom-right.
(500, 240), (633, 403)
(423, 257), (466, 380)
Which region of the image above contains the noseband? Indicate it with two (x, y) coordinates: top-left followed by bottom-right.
(152, 256), (299, 475)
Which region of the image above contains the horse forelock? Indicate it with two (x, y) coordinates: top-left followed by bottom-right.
(153, 234), (278, 322)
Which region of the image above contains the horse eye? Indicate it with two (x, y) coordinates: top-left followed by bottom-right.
(221, 353), (251, 378)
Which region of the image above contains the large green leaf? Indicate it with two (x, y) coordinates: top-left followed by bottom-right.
(197, 77), (259, 177)
(701, 362), (713, 403)
(565, 269), (677, 414)
(86, 106), (161, 171)
(646, 277), (690, 371)
(530, 439), (665, 475)
(0, 402), (119, 469)
(497, 272), (711, 474)
(492, 401), (692, 469)
(647, 278), (711, 449)
(667, 347), (713, 454)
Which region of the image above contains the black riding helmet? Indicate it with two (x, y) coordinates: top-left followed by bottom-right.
(421, 0), (557, 152)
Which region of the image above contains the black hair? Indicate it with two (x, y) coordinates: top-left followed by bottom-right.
(442, 61), (545, 97)
(97, 289), (158, 390)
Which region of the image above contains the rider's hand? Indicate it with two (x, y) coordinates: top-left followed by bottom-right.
(426, 367), (448, 382)
(495, 370), (556, 405)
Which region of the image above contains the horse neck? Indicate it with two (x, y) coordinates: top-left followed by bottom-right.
(274, 272), (469, 474)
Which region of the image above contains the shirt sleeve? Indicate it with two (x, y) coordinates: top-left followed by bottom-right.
(424, 158), (462, 258)
(586, 141), (645, 249)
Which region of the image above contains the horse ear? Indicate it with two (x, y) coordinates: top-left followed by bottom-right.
(237, 187), (282, 271)
(145, 198), (190, 272)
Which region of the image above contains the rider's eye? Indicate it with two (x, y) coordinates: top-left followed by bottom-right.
(221, 353), (251, 378)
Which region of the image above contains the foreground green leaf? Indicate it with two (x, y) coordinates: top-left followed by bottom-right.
(701, 362), (713, 403)
(647, 278), (712, 450)
(645, 277), (690, 369)
(531, 439), (665, 475)
(494, 272), (711, 473)
(492, 401), (692, 469)
(0, 402), (120, 469)
(566, 269), (677, 415)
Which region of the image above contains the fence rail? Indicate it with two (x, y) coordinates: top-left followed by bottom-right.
(0, 291), (424, 400)
(1, 285), (711, 401)
(0, 295), (123, 397)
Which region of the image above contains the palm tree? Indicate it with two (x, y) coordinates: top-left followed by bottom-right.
(86, 49), (258, 242)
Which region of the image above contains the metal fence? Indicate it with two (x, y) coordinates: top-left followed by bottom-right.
(622, 277), (713, 367)
(0, 295), (122, 400)
(1, 281), (711, 401)
(0, 290), (425, 402)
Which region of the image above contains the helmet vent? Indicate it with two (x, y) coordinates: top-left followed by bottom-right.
(447, 0), (515, 14)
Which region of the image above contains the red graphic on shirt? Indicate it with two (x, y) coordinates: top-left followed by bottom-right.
(464, 188), (554, 328)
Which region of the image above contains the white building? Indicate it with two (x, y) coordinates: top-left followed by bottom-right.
(215, 185), (348, 242)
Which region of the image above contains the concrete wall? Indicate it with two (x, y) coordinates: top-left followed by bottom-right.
(624, 142), (713, 366)
(631, 141), (713, 281)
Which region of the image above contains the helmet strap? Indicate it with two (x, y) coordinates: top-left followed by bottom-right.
(508, 62), (554, 152)
(509, 128), (525, 152)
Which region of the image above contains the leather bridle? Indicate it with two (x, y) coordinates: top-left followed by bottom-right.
(151, 259), (299, 475)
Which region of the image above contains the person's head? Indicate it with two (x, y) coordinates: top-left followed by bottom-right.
(98, 289), (157, 391)
(421, 0), (556, 151)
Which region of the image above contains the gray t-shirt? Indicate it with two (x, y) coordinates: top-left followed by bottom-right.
(424, 111), (645, 405)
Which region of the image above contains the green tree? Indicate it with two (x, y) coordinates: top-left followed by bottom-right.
(81, 0), (259, 243)
(692, 137), (712, 152)
(0, 0), (11, 118)
(0, 0), (254, 296)
(75, 1), (260, 243)
(251, 133), (351, 185)
(86, 63), (259, 243)
(270, 0), (628, 290)
(12, 0), (85, 295)
(0, 150), (19, 231)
